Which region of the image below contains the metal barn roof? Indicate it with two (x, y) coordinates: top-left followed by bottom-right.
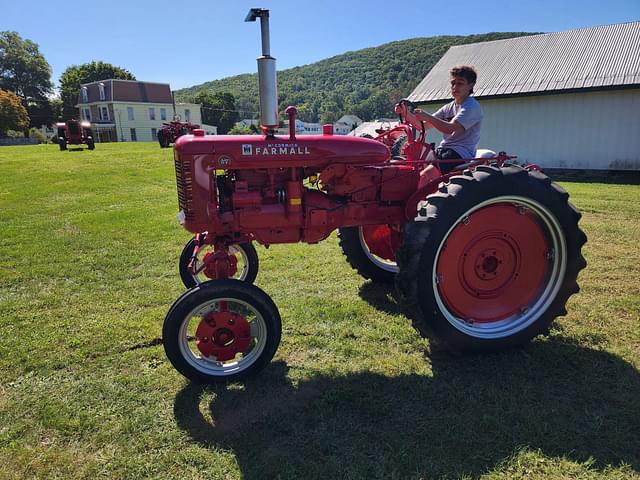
(408, 21), (640, 103)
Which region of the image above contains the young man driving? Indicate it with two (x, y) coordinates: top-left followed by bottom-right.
(395, 65), (483, 185)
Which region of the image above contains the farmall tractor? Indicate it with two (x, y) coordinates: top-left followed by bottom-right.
(57, 119), (95, 151)
(158, 119), (201, 148)
(163, 9), (586, 383)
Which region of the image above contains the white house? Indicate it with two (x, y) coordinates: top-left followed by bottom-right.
(76, 79), (211, 142)
(407, 22), (640, 171)
(333, 114), (363, 135)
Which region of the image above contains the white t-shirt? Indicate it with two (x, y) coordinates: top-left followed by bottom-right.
(433, 96), (483, 159)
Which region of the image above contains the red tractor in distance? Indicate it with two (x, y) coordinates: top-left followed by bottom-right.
(158, 119), (201, 148)
(162, 9), (587, 384)
(57, 119), (95, 151)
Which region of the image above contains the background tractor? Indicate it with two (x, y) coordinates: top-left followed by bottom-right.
(57, 119), (95, 151)
(158, 119), (201, 148)
(162, 8), (586, 384)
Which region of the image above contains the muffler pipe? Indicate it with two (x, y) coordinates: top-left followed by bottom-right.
(245, 8), (279, 131)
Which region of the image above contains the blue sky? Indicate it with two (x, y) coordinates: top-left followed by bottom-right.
(2, 0), (639, 92)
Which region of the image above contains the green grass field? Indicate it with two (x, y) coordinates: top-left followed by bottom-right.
(1, 143), (638, 479)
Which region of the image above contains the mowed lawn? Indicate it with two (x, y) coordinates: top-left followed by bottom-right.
(0, 142), (638, 480)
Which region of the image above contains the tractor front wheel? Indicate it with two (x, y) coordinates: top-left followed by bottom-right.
(338, 225), (400, 283)
(396, 165), (587, 351)
(163, 280), (281, 383)
(179, 238), (259, 288)
(158, 130), (169, 148)
(87, 138), (95, 150)
(59, 139), (67, 151)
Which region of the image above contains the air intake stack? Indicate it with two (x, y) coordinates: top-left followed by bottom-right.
(245, 8), (278, 133)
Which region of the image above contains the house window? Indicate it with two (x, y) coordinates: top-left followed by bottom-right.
(99, 105), (109, 121)
(160, 108), (166, 120)
(130, 128), (137, 141)
(99, 82), (106, 101)
(149, 107), (156, 120)
(151, 128), (157, 139)
(83, 108), (91, 121)
(184, 109), (191, 122)
(127, 107), (134, 121)
(81, 87), (88, 103)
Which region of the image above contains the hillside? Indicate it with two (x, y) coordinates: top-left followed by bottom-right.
(175, 32), (536, 124)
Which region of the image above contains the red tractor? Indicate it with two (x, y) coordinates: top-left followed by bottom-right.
(163, 9), (587, 383)
(158, 119), (201, 148)
(57, 119), (95, 151)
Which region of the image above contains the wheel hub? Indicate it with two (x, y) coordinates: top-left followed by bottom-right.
(463, 235), (519, 297)
(195, 311), (251, 361)
(202, 250), (238, 280)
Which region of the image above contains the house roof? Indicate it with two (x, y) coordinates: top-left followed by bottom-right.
(408, 21), (640, 103)
(77, 79), (173, 105)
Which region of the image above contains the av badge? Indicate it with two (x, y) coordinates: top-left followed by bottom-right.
(218, 155), (231, 167)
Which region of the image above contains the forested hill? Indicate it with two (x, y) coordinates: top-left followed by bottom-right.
(175, 32), (536, 124)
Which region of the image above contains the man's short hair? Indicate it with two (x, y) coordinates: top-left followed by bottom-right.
(450, 66), (477, 85)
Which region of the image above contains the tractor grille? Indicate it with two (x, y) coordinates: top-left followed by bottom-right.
(174, 153), (194, 221)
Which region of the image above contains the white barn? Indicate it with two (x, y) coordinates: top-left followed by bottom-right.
(407, 22), (640, 171)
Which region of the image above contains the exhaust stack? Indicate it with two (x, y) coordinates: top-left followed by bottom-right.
(245, 8), (278, 132)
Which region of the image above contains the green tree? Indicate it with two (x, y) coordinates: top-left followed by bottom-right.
(59, 61), (135, 118)
(0, 31), (53, 132)
(228, 124), (256, 135)
(0, 32), (52, 101)
(0, 88), (29, 136)
(194, 91), (239, 134)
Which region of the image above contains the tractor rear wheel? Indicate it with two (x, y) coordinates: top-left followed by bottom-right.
(163, 280), (281, 383)
(395, 165), (587, 351)
(338, 225), (400, 283)
(179, 238), (259, 288)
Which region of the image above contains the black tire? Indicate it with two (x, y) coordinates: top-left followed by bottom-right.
(59, 139), (67, 151)
(87, 138), (95, 150)
(158, 130), (169, 148)
(163, 280), (281, 383)
(179, 238), (259, 288)
(390, 134), (407, 157)
(396, 165), (587, 352)
(338, 226), (398, 283)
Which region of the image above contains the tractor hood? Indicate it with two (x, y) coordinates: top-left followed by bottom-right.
(174, 133), (390, 168)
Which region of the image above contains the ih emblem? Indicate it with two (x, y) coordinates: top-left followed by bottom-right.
(242, 144), (253, 155)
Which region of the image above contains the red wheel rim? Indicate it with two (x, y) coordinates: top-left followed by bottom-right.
(436, 202), (553, 323)
(361, 224), (401, 262)
(195, 310), (251, 361)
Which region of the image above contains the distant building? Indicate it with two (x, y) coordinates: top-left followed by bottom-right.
(238, 114), (362, 136)
(349, 118), (399, 138)
(407, 22), (640, 170)
(76, 79), (210, 142)
(236, 119), (261, 129)
(277, 118), (323, 135)
(333, 114), (363, 135)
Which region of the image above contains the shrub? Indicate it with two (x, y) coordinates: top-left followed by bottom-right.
(28, 128), (46, 144)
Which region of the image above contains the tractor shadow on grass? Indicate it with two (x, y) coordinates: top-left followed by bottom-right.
(357, 281), (403, 316)
(174, 341), (640, 479)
